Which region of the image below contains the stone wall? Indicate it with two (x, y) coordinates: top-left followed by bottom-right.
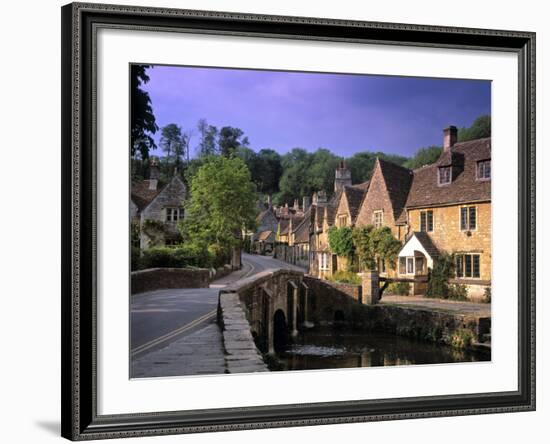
(217, 292), (268, 373)
(302, 276), (361, 327)
(351, 304), (490, 347)
(131, 267), (209, 294)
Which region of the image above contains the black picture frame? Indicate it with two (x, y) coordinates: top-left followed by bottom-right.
(61, 2), (536, 440)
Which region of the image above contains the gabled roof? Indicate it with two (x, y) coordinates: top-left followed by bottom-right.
(279, 218), (290, 235)
(256, 209), (276, 223)
(293, 211), (311, 244)
(377, 158), (413, 222)
(343, 185), (368, 223)
(257, 230), (275, 242)
(406, 138), (491, 208)
(413, 232), (440, 259)
(131, 180), (164, 211)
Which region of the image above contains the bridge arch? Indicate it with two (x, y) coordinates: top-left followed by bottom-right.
(273, 309), (288, 353)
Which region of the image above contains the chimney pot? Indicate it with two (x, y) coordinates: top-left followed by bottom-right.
(443, 126), (458, 152)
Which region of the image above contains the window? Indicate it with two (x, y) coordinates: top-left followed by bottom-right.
(477, 160), (491, 180)
(338, 215), (348, 227)
(460, 206), (477, 231)
(378, 258), (386, 273)
(438, 166), (452, 185)
(455, 254), (481, 278)
(166, 207), (183, 222)
(373, 210), (383, 228)
(420, 210), (434, 232)
(407, 257), (414, 274)
(399, 257), (406, 274)
(320, 252), (329, 270)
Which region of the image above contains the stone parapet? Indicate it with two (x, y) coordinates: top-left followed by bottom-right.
(218, 292), (268, 373)
(131, 267), (209, 294)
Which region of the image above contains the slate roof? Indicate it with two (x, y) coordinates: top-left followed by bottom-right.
(406, 138), (491, 208)
(131, 180), (164, 211)
(279, 219), (290, 235)
(256, 209), (275, 223)
(411, 231), (440, 259)
(377, 158), (413, 222)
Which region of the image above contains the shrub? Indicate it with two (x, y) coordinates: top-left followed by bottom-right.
(447, 283), (468, 301)
(483, 286), (492, 303)
(386, 281), (410, 296)
(426, 253), (455, 299)
(139, 245), (216, 270)
(328, 270), (361, 285)
(328, 226), (354, 259)
(450, 328), (475, 348)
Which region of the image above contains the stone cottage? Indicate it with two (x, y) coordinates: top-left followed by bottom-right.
(131, 160), (187, 249)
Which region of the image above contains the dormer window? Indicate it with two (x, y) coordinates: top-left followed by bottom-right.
(477, 159), (491, 180)
(438, 166), (452, 185)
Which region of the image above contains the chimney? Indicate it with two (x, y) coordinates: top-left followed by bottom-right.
(312, 192), (318, 205)
(148, 158), (160, 190)
(317, 190), (327, 204)
(293, 198), (299, 210)
(302, 196), (311, 212)
(334, 159), (352, 193)
(266, 195), (272, 209)
(443, 126), (457, 152)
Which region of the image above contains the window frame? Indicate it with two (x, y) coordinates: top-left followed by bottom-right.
(455, 253), (481, 279)
(476, 159), (491, 180)
(373, 210), (384, 228)
(438, 166), (452, 185)
(459, 205), (477, 231)
(420, 210), (434, 232)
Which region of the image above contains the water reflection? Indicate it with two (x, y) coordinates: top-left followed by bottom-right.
(276, 328), (490, 371)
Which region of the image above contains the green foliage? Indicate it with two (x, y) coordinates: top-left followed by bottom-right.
(327, 226), (354, 258)
(197, 118), (219, 157)
(447, 284), (468, 301)
(218, 126), (249, 157)
(160, 123), (187, 170)
(351, 226), (401, 271)
(426, 253), (455, 299)
(179, 156), (257, 259)
(130, 65), (158, 159)
(450, 328), (475, 349)
(387, 281), (410, 296)
(130, 220), (141, 247)
(139, 245), (217, 270)
(141, 219), (166, 247)
(457, 115), (491, 142)
(403, 146), (443, 169)
(328, 270), (361, 285)
(483, 286), (492, 304)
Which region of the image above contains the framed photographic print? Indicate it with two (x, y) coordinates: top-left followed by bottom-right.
(61, 2), (536, 440)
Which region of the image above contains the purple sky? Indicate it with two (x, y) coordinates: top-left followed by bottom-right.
(142, 65), (491, 158)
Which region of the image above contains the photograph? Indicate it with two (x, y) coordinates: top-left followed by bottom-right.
(129, 64), (492, 378)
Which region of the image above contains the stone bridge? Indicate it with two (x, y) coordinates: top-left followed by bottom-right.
(217, 268), (371, 356)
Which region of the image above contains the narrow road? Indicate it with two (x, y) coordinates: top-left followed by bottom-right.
(130, 253), (303, 359)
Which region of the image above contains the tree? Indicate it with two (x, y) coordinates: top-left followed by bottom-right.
(197, 118), (219, 157)
(218, 126), (249, 157)
(160, 124), (186, 170)
(457, 115), (491, 142)
(130, 65), (158, 159)
(255, 149), (282, 195)
(179, 156), (257, 258)
(403, 146), (443, 169)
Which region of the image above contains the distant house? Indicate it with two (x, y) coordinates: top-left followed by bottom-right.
(131, 160), (187, 249)
(252, 208), (278, 254)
